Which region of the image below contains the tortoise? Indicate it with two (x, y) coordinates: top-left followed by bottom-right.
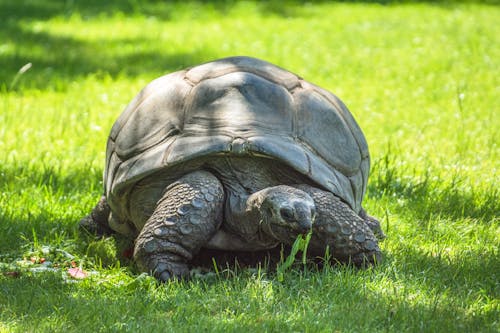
(80, 56), (384, 281)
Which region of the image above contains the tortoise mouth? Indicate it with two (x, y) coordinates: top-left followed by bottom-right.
(264, 223), (308, 245)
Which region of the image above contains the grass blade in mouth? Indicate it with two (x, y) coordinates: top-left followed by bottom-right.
(277, 231), (312, 282)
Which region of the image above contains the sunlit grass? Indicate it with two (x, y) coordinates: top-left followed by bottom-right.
(1, 1), (498, 332)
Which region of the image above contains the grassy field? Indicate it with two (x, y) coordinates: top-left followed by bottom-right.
(0, 0), (498, 332)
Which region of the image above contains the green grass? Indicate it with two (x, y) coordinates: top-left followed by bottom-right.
(1, 1), (499, 332)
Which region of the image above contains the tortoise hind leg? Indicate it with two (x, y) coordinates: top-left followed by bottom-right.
(134, 171), (224, 281)
(79, 196), (114, 236)
(294, 185), (382, 265)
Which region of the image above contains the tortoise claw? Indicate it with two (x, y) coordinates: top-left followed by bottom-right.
(135, 254), (189, 281)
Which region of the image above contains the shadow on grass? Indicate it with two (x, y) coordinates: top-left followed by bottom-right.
(385, 244), (499, 295)
(0, 256), (496, 332)
(1, 0), (496, 22)
(1, 163), (496, 331)
(0, 163), (103, 252)
(0, 162), (102, 196)
(367, 155), (499, 223)
(0, 19), (214, 90)
(0, 0), (224, 90)
(2, 0), (498, 90)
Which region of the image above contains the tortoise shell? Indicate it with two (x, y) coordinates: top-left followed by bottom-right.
(104, 56), (370, 218)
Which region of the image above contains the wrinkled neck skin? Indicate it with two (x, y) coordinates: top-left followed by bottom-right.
(223, 189), (280, 248)
(245, 190), (277, 239)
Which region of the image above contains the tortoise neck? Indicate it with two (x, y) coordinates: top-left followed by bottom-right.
(220, 188), (277, 247)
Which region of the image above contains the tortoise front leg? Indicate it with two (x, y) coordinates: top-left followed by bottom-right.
(294, 185), (382, 265)
(134, 171), (224, 281)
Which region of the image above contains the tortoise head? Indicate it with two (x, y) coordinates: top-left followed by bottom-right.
(250, 186), (316, 244)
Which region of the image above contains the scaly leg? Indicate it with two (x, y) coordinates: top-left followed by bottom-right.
(134, 171), (224, 281)
(295, 185), (382, 265)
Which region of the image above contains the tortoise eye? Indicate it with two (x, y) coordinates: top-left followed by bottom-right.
(279, 207), (295, 222)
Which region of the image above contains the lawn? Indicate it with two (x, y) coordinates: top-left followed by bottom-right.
(0, 0), (498, 332)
